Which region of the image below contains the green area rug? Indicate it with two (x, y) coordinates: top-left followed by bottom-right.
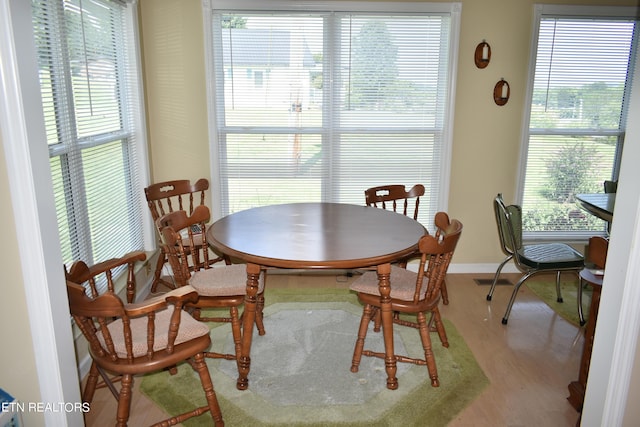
(140, 288), (488, 426)
(525, 278), (592, 326)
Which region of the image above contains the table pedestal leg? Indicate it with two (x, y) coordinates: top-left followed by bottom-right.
(377, 263), (398, 390)
(237, 262), (261, 390)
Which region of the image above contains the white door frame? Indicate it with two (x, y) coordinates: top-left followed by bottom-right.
(0, 0), (82, 425)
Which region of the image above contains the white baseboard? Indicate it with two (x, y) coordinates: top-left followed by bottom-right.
(405, 261), (518, 274)
(268, 264), (518, 275)
(447, 263), (519, 274)
(134, 270), (154, 303)
(78, 354), (93, 380)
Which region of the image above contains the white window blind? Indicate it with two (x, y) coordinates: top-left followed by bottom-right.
(521, 5), (637, 238)
(32, 0), (145, 280)
(205, 1), (458, 227)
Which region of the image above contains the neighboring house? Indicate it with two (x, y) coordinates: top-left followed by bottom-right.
(222, 28), (318, 110)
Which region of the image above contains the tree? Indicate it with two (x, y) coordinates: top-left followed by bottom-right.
(541, 141), (598, 203)
(350, 20), (398, 110)
(580, 82), (624, 129)
(222, 15), (247, 29)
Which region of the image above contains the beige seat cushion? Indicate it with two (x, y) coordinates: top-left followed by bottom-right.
(178, 228), (204, 247)
(189, 264), (265, 297)
(99, 308), (209, 358)
(350, 265), (427, 301)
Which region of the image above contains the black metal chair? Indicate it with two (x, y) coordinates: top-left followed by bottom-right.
(603, 180), (618, 194)
(603, 180), (617, 234)
(487, 193), (584, 324)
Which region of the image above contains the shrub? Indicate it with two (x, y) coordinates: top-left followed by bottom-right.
(540, 141), (599, 203)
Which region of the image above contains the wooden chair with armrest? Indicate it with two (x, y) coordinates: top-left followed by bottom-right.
(67, 280), (224, 426)
(157, 205), (266, 366)
(349, 212), (462, 388)
(65, 251), (147, 403)
(65, 251), (146, 304)
(145, 178), (229, 293)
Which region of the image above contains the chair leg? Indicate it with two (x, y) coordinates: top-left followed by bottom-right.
(255, 270), (267, 335)
(115, 374), (133, 427)
(441, 279), (450, 305)
(577, 277), (586, 326)
(82, 362), (100, 404)
(372, 307), (382, 332)
(371, 308), (399, 332)
(255, 292), (266, 336)
(96, 365), (122, 400)
(417, 311), (439, 387)
(555, 271), (564, 303)
(430, 308), (449, 348)
(151, 245), (167, 293)
(487, 255), (513, 301)
(151, 246), (180, 292)
(192, 352), (225, 426)
(351, 304), (374, 373)
(502, 272), (533, 324)
(204, 307), (242, 363)
(230, 306), (242, 365)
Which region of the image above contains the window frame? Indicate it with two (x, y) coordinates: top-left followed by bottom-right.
(32, 0), (152, 287)
(518, 4), (638, 242)
(202, 0), (461, 223)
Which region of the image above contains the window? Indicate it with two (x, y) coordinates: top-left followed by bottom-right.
(32, 0), (145, 274)
(254, 71), (263, 88)
(520, 5), (637, 239)
(204, 1), (460, 226)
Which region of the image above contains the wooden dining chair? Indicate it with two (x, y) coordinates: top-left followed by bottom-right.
(67, 280), (224, 426)
(364, 183), (448, 330)
(487, 193), (584, 324)
(65, 251), (146, 304)
(577, 236), (609, 326)
(158, 205), (266, 365)
(144, 178), (229, 293)
(350, 212), (462, 388)
(364, 184), (427, 274)
(365, 184), (425, 221)
(64, 252), (148, 405)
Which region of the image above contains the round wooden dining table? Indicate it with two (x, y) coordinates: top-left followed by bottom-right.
(207, 202), (427, 390)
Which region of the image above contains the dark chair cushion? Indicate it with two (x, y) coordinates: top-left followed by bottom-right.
(518, 243), (584, 270)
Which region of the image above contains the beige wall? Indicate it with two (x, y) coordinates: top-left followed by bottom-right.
(140, 0), (210, 186)
(0, 130), (45, 425)
(139, 0), (637, 268)
(0, 1), (636, 424)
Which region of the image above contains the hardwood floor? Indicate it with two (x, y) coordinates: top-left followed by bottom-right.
(444, 273), (582, 427)
(83, 272), (583, 426)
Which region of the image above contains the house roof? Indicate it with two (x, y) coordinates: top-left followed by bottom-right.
(221, 29), (316, 68)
